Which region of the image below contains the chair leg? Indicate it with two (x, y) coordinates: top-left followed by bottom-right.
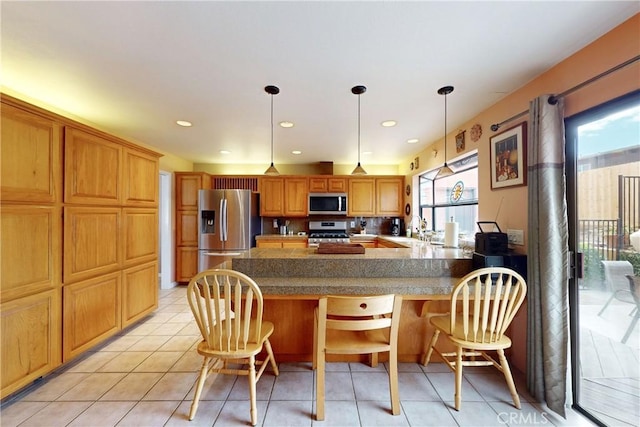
(621, 311), (640, 344)
(248, 355), (258, 426)
(316, 349), (326, 421)
(389, 347), (400, 415)
(422, 330), (440, 366)
(497, 349), (521, 409)
(454, 346), (463, 411)
(264, 338), (279, 376)
(189, 356), (211, 420)
(597, 293), (615, 316)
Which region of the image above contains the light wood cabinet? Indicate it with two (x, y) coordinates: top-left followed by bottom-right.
(0, 206), (61, 302)
(309, 177), (347, 193)
(175, 172), (211, 211)
(256, 238), (307, 248)
(64, 127), (122, 205)
(63, 272), (121, 361)
(376, 177), (404, 216)
(284, 177), (308, 217)
(63, 207), (121, 284)
(348, 178), (376, 216)
(1, 103), (62, 203)
(123, 148), (159, 207)
(1, 288), (61, 398)
(176, 210), (198, 246)
(122, 261), (158, 328)
(176, 247), (199, 283)
(123, 208), (158, 267)
(260, 177), (285, 216)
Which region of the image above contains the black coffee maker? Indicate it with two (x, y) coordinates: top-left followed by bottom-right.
(391, 218), (400, 236)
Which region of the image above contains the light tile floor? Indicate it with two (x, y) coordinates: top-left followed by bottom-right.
(1, 286), (594, 427)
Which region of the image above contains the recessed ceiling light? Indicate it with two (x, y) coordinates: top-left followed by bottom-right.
(219, 150), (231, 154)
(292, 150), (302, 155)
(279, 121), (294, 128)
(176, 120), (192, 127)
(381, 120), (397, 127)
(407, 138), (419, 144)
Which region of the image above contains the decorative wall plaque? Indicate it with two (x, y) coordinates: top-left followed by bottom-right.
(470, 123), (482, 142)
(455, 130), (465, 153)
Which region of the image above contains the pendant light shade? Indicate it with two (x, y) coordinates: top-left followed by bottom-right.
(435, 85), (454, 179)
(264, 85), (280, 176)
(351, 85), (367, 175)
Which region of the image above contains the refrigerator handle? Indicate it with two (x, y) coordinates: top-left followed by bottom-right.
(221, 198), (228, 241)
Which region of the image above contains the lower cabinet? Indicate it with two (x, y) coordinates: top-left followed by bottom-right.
(63, 272), (121, 361)
(176, 246), (199, 283)
(256, 239), (307, 248)
(1, 288), (62, 398)
(122, 261), (158, 328)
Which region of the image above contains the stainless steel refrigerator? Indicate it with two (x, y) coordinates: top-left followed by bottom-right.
(198, 189), (261, 272)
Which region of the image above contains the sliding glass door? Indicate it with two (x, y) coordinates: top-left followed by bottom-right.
(566, 91), (640, 426)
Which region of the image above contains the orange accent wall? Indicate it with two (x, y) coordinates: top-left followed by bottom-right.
(405, 14), (640, 373)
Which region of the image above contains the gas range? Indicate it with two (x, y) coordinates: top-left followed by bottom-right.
(308, 220), (350, 246)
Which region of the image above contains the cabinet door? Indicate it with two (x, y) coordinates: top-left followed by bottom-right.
(256, 241), (283, 248)
(376, 177), (404, 216)
(123, 208), (158, 267)
(175, 173), (210, 211)
(63, 207), (121, 284)
(64, 127), (122, 205)
(327, 178), (347, 192)
(176, 247), (199, 283)
(308, 178), (328, 192)
(63, 272), (120, 361)
(348, 178), (376, 216)
(123, 148), (159, 207)
(284, 177), (308, 217)
(260, 177), (284, 217)
(282, 241), (307, 248)
(176, 210), (198, 246)
(1, 288), (61, 399)
(1, 103), (61, 203)
(1, 206), (61, 302)
(122, 261), (158, 328)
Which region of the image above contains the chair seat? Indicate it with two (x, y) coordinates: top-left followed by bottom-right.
(325, 329), (390, 354)
(431, 313), (513, 350)
(197, 320), (275, 359)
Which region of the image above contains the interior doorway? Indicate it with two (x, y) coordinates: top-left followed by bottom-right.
(158, 171), (174, 289)
(566, 91), (640, 426)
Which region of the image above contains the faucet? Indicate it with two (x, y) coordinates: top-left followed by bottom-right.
(410, 215), (428, 240)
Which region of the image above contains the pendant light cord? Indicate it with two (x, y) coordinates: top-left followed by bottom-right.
(270, 94), (274, 165)
(443, 92), (447, 164)
(357, 93), (361, 165)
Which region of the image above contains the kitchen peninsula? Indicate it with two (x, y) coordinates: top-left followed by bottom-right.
(230, 240), (474, 363)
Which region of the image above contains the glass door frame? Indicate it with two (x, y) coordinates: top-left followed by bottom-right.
(566, 89), (640, 426)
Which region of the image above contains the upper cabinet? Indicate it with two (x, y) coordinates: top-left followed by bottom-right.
(308, 177), (347, 193)
(64, 127), (122, 205)
(284, 177), (308, 217)
(1, 103), (62, 203)
(123, 148), (159, 207)
(260, 177), (285, 217)
(175, 172), (211, 211)
(348, 177), (404, 217)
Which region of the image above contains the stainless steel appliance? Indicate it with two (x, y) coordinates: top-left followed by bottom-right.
(308, 220), (349, 247)
(308, 193), (347, 215)
(391, 218), (400, 236)
(198, 189), (261, 271)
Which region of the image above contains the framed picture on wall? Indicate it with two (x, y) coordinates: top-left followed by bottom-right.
(490, 122), (527, 189)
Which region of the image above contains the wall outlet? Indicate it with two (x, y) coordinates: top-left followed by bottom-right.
(350, 221), (355, 228)
(507, 229), (524, 245)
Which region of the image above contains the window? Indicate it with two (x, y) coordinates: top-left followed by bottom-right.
(418, 152), (478, 236)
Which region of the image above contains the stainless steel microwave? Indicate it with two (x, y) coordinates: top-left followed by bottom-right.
(308, 193), (347, 215)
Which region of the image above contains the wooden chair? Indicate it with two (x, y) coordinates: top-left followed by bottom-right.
(313, 294), (403, 421)
(422, 267), (527, 411)
(186, 269), (279, 426)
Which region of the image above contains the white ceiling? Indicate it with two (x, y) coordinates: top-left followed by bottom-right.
(2, 1), (638, 168)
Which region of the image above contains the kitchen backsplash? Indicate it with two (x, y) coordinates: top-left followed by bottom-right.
(260, 217), (403, 236)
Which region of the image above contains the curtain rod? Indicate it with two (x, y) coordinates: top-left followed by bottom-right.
(490, 55), (640, 132)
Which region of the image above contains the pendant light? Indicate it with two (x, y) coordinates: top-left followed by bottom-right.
(435, 85), (454, 178)
(351, 85), (367, 175)
(264, 85), (280, 175)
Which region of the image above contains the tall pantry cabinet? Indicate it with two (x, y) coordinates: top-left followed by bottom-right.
(0, 94), (161, 398)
